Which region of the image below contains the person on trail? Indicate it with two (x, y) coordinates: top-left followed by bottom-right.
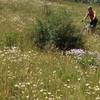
(83, 6), (98, 32)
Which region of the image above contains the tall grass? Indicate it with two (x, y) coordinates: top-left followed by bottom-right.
(0, 0), (100, 100)
(0, 48), (100, 100)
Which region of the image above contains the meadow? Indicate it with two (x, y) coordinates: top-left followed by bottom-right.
(0, 0), (100, 100)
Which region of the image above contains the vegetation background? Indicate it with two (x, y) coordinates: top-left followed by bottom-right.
(0, 0), (100, 100)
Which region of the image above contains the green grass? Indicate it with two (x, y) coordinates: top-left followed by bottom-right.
(0, 0), (100, 100)
(0, 48), (100, 100)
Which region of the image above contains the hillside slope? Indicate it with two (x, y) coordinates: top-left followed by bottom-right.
(0, 0), (100, 100)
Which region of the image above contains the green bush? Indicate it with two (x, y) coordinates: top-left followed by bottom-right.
(55, 34), (84, 50)
(78, 54), (99, 67)
(34, 19), (50, 49)
(4, 32), (18, 47)
(34, 7), (84, 50)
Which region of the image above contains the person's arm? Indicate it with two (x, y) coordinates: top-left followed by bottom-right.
(84, 13), (89, 20)
(93, 11), (96, 20)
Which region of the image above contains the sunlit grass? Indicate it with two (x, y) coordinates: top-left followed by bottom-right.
(0, 0), (100, 100)
(0, 47), (100, 100)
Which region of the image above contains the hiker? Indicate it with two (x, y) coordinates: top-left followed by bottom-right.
(83, 6), (98, 33)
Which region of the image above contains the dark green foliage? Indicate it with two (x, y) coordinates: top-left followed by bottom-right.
(55, 34), (84, 50)
(34, 7), (84, 50)
(34, 19), (50, 49)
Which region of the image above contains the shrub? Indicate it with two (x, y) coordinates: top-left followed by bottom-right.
(78, 54), (99, 67)
(55, 34), (84, 50)
(4, 32), (18, 47)
(34, 7), (84, 50)
(34, 19), (50, 49)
